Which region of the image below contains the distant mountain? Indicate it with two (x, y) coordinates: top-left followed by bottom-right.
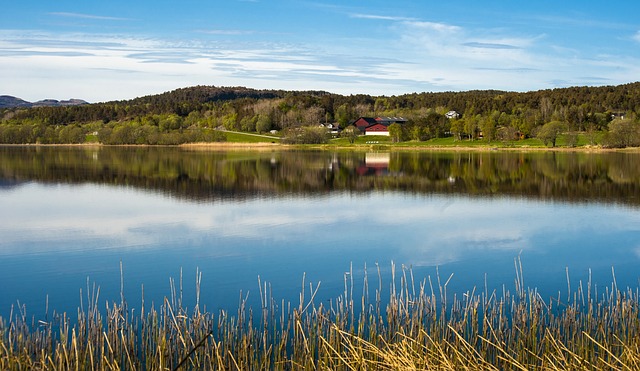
(0, 95), (88, 109)
(0, 96), (31, 109)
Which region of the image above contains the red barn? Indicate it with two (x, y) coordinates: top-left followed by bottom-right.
(365, 123), (390, 135)
(353, 117), (378, 132)
(351, 116), (407, 136)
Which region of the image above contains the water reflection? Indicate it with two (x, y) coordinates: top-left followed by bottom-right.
(0, 146), (639, 319)
(0, 146), (639, 205)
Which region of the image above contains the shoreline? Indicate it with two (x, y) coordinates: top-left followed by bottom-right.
(184, 142), (640, 153)
(1, 142), (639, 153)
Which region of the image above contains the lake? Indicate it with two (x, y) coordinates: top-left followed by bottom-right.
(0, 146), (639, 319)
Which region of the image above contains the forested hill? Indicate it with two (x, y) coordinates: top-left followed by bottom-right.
(3, 83), (639, 126)
(123, 86), (327, 106)
(1, 82), (640, 147)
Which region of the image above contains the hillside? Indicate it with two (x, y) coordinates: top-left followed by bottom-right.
(0, 96), (31, 109)
(1, 83), (639, 147)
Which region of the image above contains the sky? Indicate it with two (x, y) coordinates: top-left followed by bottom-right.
(1, 1), (639, 103)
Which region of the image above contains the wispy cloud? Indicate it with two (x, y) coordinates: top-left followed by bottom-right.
(2, 2), (639, 103)
(349, 13), (414, 22)
(198, 29), (255, 36)
(474, 67), (539, 72)
(50, 12), (132, 22)
(526, 14), (635, 31)
(462, 42), (520, 50)
(0, 50), (95, 57)
(402, 20), (461, 33)
(0, 30), (376, 100)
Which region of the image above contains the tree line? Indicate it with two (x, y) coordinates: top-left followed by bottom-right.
(1, 83), (640, 147)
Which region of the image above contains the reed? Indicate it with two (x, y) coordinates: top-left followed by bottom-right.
(2, 259), (640, 370)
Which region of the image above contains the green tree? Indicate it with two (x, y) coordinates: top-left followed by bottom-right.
(424, 112), (448, 138)
(185, 110), (203, 127)
(409, 125), (427, 141)
(159, 114), (183, 132)
(335, 104), (351, 128)
(585, 123), (598, 145)
(221, 113), (238, 130)
(479, 115), (497, 143)
(449, 119), (464, 141)
(341, 126), (359, 144)
(388, 123), (403, 143)
(604, 117), (640, 148)
(240, 115), (257, 132)
(463, 116), (478, 140)
(536, 121), (566, 147)
(58, 125), (85, 144)
(497, 126), (518, 144)
(281, 126), (328, 144)
(256, 114), (272, 133)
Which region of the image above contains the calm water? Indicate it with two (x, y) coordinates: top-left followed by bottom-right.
(0, 146), (639, 318)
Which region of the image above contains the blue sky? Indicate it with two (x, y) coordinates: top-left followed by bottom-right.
(1, 1), (639, 102)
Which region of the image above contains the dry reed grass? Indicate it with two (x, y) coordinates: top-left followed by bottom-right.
(1, 259), (639, 370)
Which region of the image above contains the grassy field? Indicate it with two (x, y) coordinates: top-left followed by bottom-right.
(2, 261), (640, 370)
(223, 131), (280, 143)
(201, 130), (617, 151)
(328, 132), (607, 150)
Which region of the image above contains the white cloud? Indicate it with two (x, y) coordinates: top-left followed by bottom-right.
(197, 29), (255, 36)
(0, 30), (364, 101)
(49, 12), (132, 22)
(349, 13), (414, 22)
(1, 10), (639, 102)
(462, 42), (520, 50)
(401, 20), (461, 33)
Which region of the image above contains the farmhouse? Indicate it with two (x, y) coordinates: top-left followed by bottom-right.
(352, 116), (407, 136)
(319, 122), (341, 136)
(445, 110), (460, 119)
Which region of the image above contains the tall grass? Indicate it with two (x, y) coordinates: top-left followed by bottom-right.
(2, 260), (640, 370)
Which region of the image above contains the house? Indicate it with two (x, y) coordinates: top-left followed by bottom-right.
(319, 122), (341, 136)
(611, 112), (625, 120)
(445, 111), (460, 119)
(352, 116), (407, 136)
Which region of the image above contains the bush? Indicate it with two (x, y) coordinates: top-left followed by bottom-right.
(281, 126), (328, 144)
(604, 118), (640, 148)
(536, 121), (566, 147)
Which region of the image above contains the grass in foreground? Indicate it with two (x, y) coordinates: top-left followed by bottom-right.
(2, 261), (640, 370)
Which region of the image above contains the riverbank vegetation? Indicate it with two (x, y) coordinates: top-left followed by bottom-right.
(2, 262), (640, 369)
(1, 83), (640, 148)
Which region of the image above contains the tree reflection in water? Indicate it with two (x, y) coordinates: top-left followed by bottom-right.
(0, 146), (638, 206)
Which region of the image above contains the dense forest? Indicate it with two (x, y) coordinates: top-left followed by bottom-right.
(1, 83), (640, 147)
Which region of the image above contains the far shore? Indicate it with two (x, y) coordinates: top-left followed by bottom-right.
(182, 142), (640, 153)
(2, 142), (639, 153)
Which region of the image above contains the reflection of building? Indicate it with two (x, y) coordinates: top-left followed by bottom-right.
(357, 152), (390, 175)
(352, 117), (407, 136)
